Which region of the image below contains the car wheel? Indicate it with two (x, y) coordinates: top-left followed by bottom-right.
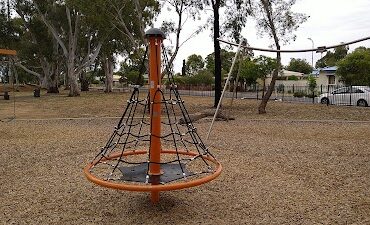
(320, 97), (329, 105)
(357, 99), (368, 107)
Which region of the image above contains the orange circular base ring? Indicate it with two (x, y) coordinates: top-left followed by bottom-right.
(84, 150), (222, 192)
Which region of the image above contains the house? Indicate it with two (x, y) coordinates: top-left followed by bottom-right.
(259, 69), (308, 87)
(311, 69), (320, 77)
(316, 66), (341, 86)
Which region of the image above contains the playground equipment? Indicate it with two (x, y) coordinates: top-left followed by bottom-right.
(0, 49), (17, 122)
(0, 49), (17, 101)
(84, 28), (222, 204)
(206, 36), (370, 139)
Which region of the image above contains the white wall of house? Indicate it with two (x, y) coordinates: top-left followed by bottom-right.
(316, 72), (343, 87)
(275, 80), (308, 87)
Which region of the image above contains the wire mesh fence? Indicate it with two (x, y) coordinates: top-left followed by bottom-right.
(163, 84), (370, 107)
(90, 83), (370, 107)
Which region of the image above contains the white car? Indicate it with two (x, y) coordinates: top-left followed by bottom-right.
(318, 86), (370, 107)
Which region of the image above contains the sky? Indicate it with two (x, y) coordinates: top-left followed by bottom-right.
(154, 0), (370, 73)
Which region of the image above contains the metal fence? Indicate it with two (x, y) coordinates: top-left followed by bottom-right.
(90, 84), (370, 107)
(171, 84), (370, 106)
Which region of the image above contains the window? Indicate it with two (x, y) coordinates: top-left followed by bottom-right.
(328, 75), (336, 85)
(333, 87), (349, 94)
(353, 89), (364, 93)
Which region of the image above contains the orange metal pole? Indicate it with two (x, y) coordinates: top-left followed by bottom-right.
(0, 49), (17, 56)
(147, 31), (164, 204)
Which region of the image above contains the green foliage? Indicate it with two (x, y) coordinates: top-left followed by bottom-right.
(239, 58), (260, 85)
(119, 47), (147, 86)
(0, 7), (15, 49)
(186, 54), (204, 76)
(172, 69), (213, 85)
(315, 45), (349, 68)
(254, 55), (277, 78)
(287, 75), (298, 81)
(189, 69), (213, 85)
(238, 56), (276, 85)
(336, 47), (370, 86)
(221, 0), (253, 42)
(293, 91), (305, 98)
(252, 0), (308, 46)
(125, 70), (140, 85)
(205, 49), (235, 76)
(307, 75), (317, 92)
(286, 58), (312, 74)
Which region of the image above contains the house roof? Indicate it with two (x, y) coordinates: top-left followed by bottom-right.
(320, 66), (337, 72)
(280, 69), (304, 77)
(311, 69), (320, 76)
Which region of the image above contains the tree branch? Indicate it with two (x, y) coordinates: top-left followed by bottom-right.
(75, 43), (102, 75)
(15, 61), (42, 79)
(132, 0), (145, 43)
(34, 2), (68, 58)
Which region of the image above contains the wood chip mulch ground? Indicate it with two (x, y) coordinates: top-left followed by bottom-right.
(1, 91), (370, 224)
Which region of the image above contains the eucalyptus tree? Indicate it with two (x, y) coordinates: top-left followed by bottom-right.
(205, 49), (235, 77)
(13, 0), (63, 93)
(315, 45), (349, 68)
(250, 0), (307, 114)
(34, 0), (102, 96)
(0, 1), (18, 49)
(197, 0), (252, 107)
(286, 58), (312, 74)
(159, 0), (205, 77)
(186, 54), (204, 76)
(337, 47), (370, 86)
(73, 0), (160, 92)
(254, 55), (276, 97)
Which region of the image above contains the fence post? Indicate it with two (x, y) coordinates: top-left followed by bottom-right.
(312, 90), (315, 104)
(292, 84), (295, 94)
(350, 85), (352, 106)
(256, 84), (259, 100)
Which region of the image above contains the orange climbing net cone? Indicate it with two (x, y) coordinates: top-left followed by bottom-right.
(84, 28), (222, 204)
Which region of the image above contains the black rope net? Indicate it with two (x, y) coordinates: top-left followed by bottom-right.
(88, 45), (219, 186)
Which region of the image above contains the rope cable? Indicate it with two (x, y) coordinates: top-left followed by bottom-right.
(218, 36), (370, 53)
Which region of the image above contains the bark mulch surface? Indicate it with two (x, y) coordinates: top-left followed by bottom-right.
(1, 91), (369, 225)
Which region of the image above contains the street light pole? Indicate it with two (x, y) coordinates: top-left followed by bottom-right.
(307, 38), (314, 70)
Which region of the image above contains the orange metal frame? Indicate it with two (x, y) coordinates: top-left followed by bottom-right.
(84, 150), (222, 192)
(148, 35), (162, 203)
(0, 49), (17, 56)
(84, 29), (222, 204)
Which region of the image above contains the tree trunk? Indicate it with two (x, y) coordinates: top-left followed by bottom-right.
(103, 57), (114, 93)
(213, 0), (222, 108)
(40, 58), (59, 93)
(47, 39), (60, 93)
(67, 56), (80, 96)
(80, 70), (89, 91)
(47, 64), (60, 93)
(51, 62), (60, 93)
(64, 73), (70, 90)
(48, 77), (59, 93)
(258, 0), (282, 114)
(41, 76), (48, 89)
(258, 51), (281, 114)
